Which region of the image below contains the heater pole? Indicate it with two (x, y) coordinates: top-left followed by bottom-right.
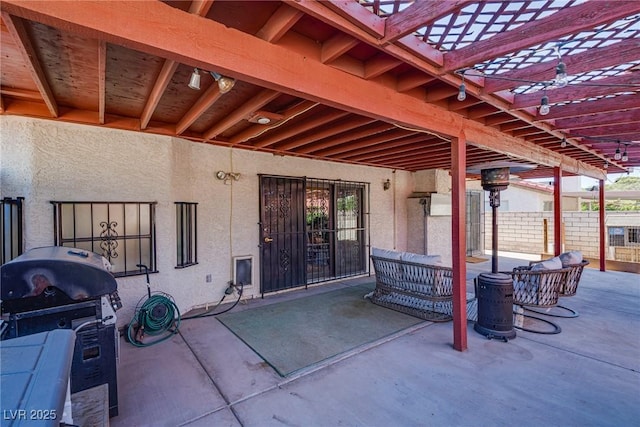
(491, 195), (499, 273)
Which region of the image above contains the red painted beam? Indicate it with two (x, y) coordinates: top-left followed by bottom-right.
(451, 132), (467, 352)
(599, 179), (606, 272)
(554, 167), (563, 255)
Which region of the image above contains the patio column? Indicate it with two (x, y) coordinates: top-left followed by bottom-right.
(451, 132), (467, 351)
(553, 167), (563, 256)
(599, 179), (606, 271)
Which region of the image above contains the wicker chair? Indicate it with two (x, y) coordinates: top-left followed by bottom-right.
(526, 259), (589, 318)
(370, 255), (453, 322)
(509, 265), (572, 334)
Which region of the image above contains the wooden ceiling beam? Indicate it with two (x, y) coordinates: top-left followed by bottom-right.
(252, 109), (350, 149)
(142, 7), (213, 130)
(484, 38), (640, 93)
(382, 0), (473, 44)
(0, 86), (42, 100)
(571, 123), (640, 138)
(141, 60), (179, 130)
(1, 0), (608, 179)
(175, 83), (223, 135)
(276, 116), (376, 151)
(141, 2), (213, 130)
(288, 0), (624, 169)
(444, 1), (640, 71)
(256, 3), (303, 43)
(2, 12), (58, 117)
(555, 110), (640, 131)
(319, 0), (385, 38)
(540, 94), (640, 120)
(203, 88), (280, 140)
(315, 128), (411, 157)
(343, 137), (443, 161)
(230, 100), (318, 145)
(515, 74), (640, 109)
(188, 1), (214, 16)
(364, 54), (402, 79)
(396, 70), (435, 92)
(321, 33), (359, 63)
(97, 40), (106, 124)
(299, 122), (394, 155)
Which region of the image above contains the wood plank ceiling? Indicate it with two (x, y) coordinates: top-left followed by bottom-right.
(1, 0), (639, 180)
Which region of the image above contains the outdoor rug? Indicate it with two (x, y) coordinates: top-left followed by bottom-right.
(217, 283), (424, 376)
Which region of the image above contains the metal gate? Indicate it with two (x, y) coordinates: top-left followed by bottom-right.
(466, 191), (483, 256)
(259, 176), (306, 294)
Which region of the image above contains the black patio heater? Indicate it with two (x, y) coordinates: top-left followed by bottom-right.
(469, 162), (535, 341)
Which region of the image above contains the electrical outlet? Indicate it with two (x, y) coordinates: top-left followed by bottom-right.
(205, 274), (212, 283)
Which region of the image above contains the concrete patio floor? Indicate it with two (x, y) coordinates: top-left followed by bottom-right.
(110, 256), (640, 427)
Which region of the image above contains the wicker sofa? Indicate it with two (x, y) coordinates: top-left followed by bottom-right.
(369, 248), (453, 321)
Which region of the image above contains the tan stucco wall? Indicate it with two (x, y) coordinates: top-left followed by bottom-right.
(1, 116), (419, 326)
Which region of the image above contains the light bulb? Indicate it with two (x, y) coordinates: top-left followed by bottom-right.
(210, 71), (235, 94)
(622, 149), (628, 162)
(539, 95), (550, 116)
(560, 138), (567, 148)
(555, 62), (568, 88)
(614, 146), (621, 160)
(457, 83), (466, 101)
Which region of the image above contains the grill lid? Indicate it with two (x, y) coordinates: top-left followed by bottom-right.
(1, 246), (117, 301)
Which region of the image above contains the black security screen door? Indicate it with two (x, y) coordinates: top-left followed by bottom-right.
(259, 175), (369, 296)
(259, 176), (306, 294)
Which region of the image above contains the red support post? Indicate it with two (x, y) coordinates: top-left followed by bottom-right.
(599, 179), (606, 271)
(451, 133), (467, 352)
(553, 167), (563, 256)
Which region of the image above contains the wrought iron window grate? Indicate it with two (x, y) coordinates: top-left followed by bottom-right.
(51, 201), (157, 277)
(175, 202), (198, 268)
(1, 197), (24, 264)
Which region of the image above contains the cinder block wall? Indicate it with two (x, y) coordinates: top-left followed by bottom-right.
(485, 211), (636, 259)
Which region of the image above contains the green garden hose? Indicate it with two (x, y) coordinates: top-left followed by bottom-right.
(127, 292), (181, 347)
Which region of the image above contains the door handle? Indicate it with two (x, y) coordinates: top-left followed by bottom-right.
(264, 237), (274, 243)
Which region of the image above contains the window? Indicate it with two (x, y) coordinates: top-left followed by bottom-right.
(1, 197), (24, 264)
(543, 201), (553, 212)
(608, 227), (625, 247)
(52, 201), (157, 277)
(175, 202), (197, 268)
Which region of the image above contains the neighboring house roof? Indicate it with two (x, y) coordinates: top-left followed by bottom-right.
(509, 180), (554, 194)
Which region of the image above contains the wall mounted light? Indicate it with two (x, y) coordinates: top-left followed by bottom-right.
(188, 68), (201, 90)
(383, 179), (391, 191)
(216, 171), (241, 184)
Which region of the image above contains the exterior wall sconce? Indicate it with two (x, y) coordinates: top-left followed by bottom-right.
(216, 171), (240, 184)
(383, 179), (391, 191)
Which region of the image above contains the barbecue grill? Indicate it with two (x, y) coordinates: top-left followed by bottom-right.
(1, 246), (122, 417)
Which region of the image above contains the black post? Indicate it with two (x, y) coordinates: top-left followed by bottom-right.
(489, 188), (500, 274)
